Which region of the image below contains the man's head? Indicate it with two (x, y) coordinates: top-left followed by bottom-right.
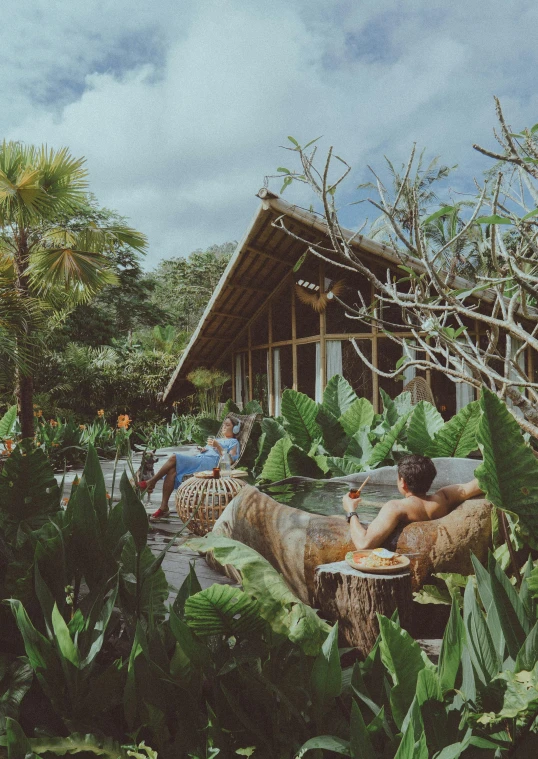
(397, 455), (437, 496)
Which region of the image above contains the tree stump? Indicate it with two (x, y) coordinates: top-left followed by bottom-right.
(314, 561), (413, 657)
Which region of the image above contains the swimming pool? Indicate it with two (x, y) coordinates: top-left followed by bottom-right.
(260, 479), (400, 520)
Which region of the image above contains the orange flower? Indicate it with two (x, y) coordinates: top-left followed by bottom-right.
(106, 492), (111, 500)
(34, 409), (43, 418)
(79, 424), (86, 430)
(97, 409), (105, 417)
(5, 439), (13, 453)
(117, 414), (131, 430)
(49, 419), (58, 427)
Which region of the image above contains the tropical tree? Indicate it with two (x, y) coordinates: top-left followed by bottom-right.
(0, 141), (147, 437)
(274, 100), (538, 440)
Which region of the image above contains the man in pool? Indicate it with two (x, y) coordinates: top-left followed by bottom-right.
(343, 454), (483, 550)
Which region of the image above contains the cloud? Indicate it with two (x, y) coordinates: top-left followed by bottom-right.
(3, 0), (538, 267)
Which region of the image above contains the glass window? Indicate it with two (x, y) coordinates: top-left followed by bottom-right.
(326, 274), (372, 335)
(295, 286), (321, 338)
(272, 286), (292, 342)
(377, 336), (404, 401)
(342, 339), (373, 401)
(251, 349), (269, 415)
(273, 345), (293, 417)
(430, 369), (456, 421)
(234, 353), (249, 408)
(297, 343), (318, 399)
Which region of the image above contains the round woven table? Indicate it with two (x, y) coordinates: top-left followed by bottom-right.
(175, 474), (246, 536)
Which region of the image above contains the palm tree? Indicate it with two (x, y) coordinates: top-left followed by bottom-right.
(0, 141), (147, 437)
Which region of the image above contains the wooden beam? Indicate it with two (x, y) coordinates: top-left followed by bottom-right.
(227, 281), (272, 296)
(248, 326), (253, 401)
(199, 335), (233, 343)
(211, 310), (249, 320)
(246, 243), (293, 266)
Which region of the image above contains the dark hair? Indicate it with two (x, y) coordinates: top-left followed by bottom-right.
(397, 455), (437, 494)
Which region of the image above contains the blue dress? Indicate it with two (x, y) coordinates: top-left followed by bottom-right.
(174, 437), (240, 488)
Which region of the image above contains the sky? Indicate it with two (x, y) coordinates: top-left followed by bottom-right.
(3, 0), (538, 269)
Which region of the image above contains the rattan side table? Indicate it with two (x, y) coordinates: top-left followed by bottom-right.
(175, 474), (246, 536)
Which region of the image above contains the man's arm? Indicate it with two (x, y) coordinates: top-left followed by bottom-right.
(434, 478), (483, 512)
(343, 494), (403, 550)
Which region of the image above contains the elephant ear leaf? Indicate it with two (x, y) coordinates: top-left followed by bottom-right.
(287, 445), (326, 479)
(427, 401), (480, 458)
(185, 585), (265, 637)
(259, 437), (292, 482)
(368, 413), (410, 468)
(380, 388), (399, 427)
(339, 398), (375, 436)
(316, 406), (349, 457)
(475, 388), (538, 547)
(281, 389), (321, 451)
(0, 405), (17, 438)
(407, 402), (444, 455)
(323, 374), (358, 418)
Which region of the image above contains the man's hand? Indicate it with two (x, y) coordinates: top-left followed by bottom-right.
(343, 493), (361, 514)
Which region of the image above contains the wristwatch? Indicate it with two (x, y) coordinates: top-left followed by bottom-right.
(346, 511), (360, 523)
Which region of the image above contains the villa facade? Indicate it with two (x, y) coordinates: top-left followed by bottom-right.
(164, 190), (535, 419)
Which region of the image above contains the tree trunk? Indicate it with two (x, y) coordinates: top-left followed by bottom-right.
(16, 361), (34, 440)
(314, 561), (413, 657)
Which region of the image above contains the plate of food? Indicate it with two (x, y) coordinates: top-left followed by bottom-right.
(345, 548), (410, 574)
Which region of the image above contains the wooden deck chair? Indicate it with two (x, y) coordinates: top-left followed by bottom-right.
(216, 412), (262, 468)
(181, 411), (262, 482)
(403, 376), (436, 407)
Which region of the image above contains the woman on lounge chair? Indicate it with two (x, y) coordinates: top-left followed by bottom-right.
(141, 416), (241, 519)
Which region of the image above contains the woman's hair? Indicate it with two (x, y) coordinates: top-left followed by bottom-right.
(397, 455), (437, 494)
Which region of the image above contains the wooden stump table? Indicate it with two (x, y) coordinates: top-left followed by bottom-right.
(314, 561), (413, 657)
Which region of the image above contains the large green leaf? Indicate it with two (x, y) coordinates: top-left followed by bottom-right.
(463, 579), (499, 686)
(0, 656), (33, 732)
(81, 444), (108, 534)
(259, 437), (292, 482)
(377, 615), (431, 728)
(470, 554), (505, 660)
(407, 401), (444, 455)
(254, 418), (286, 472)
(516, 621), (538, 673)
(438, 598), (464, 693)
(5, 722), (133, 759)
(0, 446), (60, 530)
(393, 391), (413, 418)
(185, 535), (331, 655)
(487, 552), (529, 658)
(120, 471), (148, 553)
(325, 457), (361, 477)
(350, 699), (376, 759)
(368, 413), (410, 468)
(0, 406), (17, 439)
(340, 398), (375, 437)
(287, 445), (326, 479)
(475, 388), (538, 546)
(316, 406), (349, 457)
(120, 538), (168, 623)
(192, 417), (221, 446)
(323, 375), (358, 418)
(296, 736), (350, 758)
(184, 584), (265, 637)
(345, 427), (373, 465)
(379, 388), (399, 427)
(281, 389), (321, 451)
(310, 623), (341, 718)
(427, 401), (480, 458)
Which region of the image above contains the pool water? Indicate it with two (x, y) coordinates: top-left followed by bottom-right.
(260, 480), (401, 521)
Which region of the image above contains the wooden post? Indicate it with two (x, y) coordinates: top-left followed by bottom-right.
(268, 303), (274, 416)
(314, 562), (413, 657)
(371, 283), (379, 412)
(231, 353), (236, 402)
(292, 286), (298, 391)
(248, 327), (253, 401)
(319, 262), (327, 396)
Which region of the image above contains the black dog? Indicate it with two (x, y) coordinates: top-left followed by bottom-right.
(136, 450), (158, 499)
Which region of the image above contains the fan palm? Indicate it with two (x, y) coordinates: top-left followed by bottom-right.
(0, 141), (147, 437)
